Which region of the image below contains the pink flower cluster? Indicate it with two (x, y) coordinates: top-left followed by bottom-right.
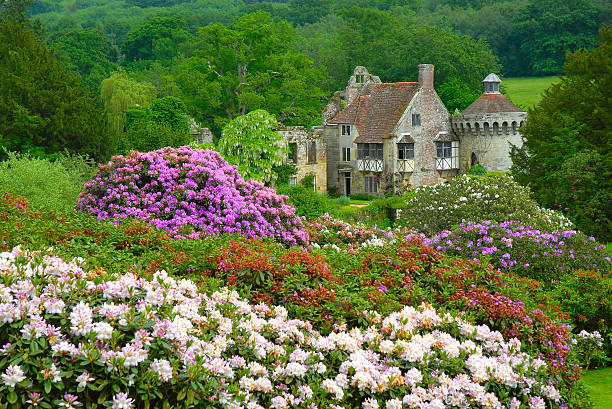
(76, 146), (308, 247)
(0, 247), (565, 409)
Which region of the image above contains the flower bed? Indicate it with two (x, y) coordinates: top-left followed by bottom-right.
(0, 247), (566, 409)
(426, 220), (611, 281)
(76, 146), (308, 247)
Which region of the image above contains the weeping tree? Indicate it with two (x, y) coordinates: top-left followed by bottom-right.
(100, 71), (156, 137)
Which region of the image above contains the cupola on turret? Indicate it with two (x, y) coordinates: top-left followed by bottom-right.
(452, 73), (527, 172)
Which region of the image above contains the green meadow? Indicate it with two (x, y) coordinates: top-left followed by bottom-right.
(502, 76), (561, 109)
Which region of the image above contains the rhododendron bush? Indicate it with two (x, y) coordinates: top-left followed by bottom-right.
(427, 220), (611, 281)
(76, 146), (308, 247)
(0, 248), (568, 409)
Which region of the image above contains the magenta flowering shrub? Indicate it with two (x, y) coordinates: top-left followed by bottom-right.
(0, 247), (570, 409)
(76, 146), (308, 247)
(426, 220), (611, 281)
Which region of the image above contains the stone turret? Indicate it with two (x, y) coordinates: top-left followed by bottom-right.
(451, 73), (527, 172)
(344, 66), (381, 105)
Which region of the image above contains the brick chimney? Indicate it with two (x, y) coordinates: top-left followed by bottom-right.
(418, 64), (434, 89)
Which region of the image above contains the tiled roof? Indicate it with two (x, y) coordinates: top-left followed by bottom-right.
(329, 82), (419, 143)
(462, 93), (524, 115)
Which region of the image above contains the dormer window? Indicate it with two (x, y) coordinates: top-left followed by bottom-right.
(412, 114), (421, 126)
(341, 124), (351, 136)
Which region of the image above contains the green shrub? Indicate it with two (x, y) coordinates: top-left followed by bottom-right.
(277, 185), (336, 220)
(468, 164), (487, 175)
(400, 174), (574, 234)
(272, 163), (297, 186)
(0, 151), (95, 214)
(336, 195), (350, 207)
(349, 193), (376, 201)
(117, 121), (193, 154)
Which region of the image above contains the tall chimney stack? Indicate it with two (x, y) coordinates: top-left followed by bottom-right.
(418, 64), (434, 89)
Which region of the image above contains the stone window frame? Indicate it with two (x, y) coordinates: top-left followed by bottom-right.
(436, 141), (453, 158)
(397, 143), (414, 160)
(357, 143), (383, 160)
(288, 176), (297, 186)
(342, 147), (351, 162)
(307, 141), (317, 164)
(341, 124), (351, 136)
(364, 175), (378, 193)
(288, 143), (297, 163)
(412, 113), (421, 126)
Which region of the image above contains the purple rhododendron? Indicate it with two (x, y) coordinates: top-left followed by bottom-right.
(76, 146), (308, 247)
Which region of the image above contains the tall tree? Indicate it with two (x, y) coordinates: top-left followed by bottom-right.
(509, 0), (599, 75)
(173, 11), (325, 132)
(100, 71), (156, 136)
(49, 28), (119, 92)
(0, 1), (108, 160)
(123, 16), (194, 63)
(511, 27), (611, 240)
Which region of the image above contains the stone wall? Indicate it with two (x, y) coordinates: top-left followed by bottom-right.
(389, 86), (455, 187)
(277, 126), (327, 193)
(452, 112), (527, 172)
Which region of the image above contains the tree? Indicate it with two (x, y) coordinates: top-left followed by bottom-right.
(0, 2), (108, 160)
(173, 12), (325, 132)
(123, 16), (194, 63)
(217, 109), (284, 184)
(49, 28), (119, 92)
(118, 96), (192, 154)
(511, 27), (612, 241)
(100, 71), (156, 136)
(509, 0), (599, 75)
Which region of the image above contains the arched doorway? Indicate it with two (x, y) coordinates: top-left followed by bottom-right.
(471, 153), (478, 167)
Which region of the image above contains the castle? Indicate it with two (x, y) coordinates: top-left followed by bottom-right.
(280, 65), (526, 196)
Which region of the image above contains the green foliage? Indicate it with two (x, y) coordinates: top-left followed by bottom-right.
(120, 96), (192, 153)
(0, 151), (96, 214)
(438, 77), (481, 113)
(118, 122), (193, 154)
(123, 16), (194, 63)
(468, 164), (487, 175)
(100, 71), (156, 137)
(173, 11), (326, 130)
(0, 9), (108, 160)
(277, 185), (337, 220)
(272, 163), (297, 186)
(336, 195), (350, 207)
(512, 27), (612, 241)
(150, 96), (189, 133)
(217, 109), (283, 183)
(510, 0), (599, 75)
(48, 27), (119, 92)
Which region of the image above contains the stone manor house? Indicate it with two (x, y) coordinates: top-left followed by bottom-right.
(279, 64), (527, 196)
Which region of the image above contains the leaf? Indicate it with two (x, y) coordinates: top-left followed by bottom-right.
(6, 392), (17, 404)
(44, 380), (51, 394)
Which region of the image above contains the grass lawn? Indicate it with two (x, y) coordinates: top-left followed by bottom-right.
(502, 76), (561, 109)
(581, 367), (612, 409)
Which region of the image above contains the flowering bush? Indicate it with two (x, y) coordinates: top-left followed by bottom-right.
(400, 175), (574, 234)
(426, 220), (611, 281)
(305, 214), (411, 252)
(76, 146), (308, 247)
(0, 247), (570, 409)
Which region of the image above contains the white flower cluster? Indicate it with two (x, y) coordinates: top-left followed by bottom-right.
(0, 247), (563, 408)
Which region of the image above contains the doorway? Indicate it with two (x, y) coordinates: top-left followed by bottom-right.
(471, 153), (478, 167)
(344, 172), (351, 196)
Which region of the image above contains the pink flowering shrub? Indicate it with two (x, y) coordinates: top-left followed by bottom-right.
(426, 220), (611, 281)
(76, 146), (308, 247)
(0, 247), (570, 409)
